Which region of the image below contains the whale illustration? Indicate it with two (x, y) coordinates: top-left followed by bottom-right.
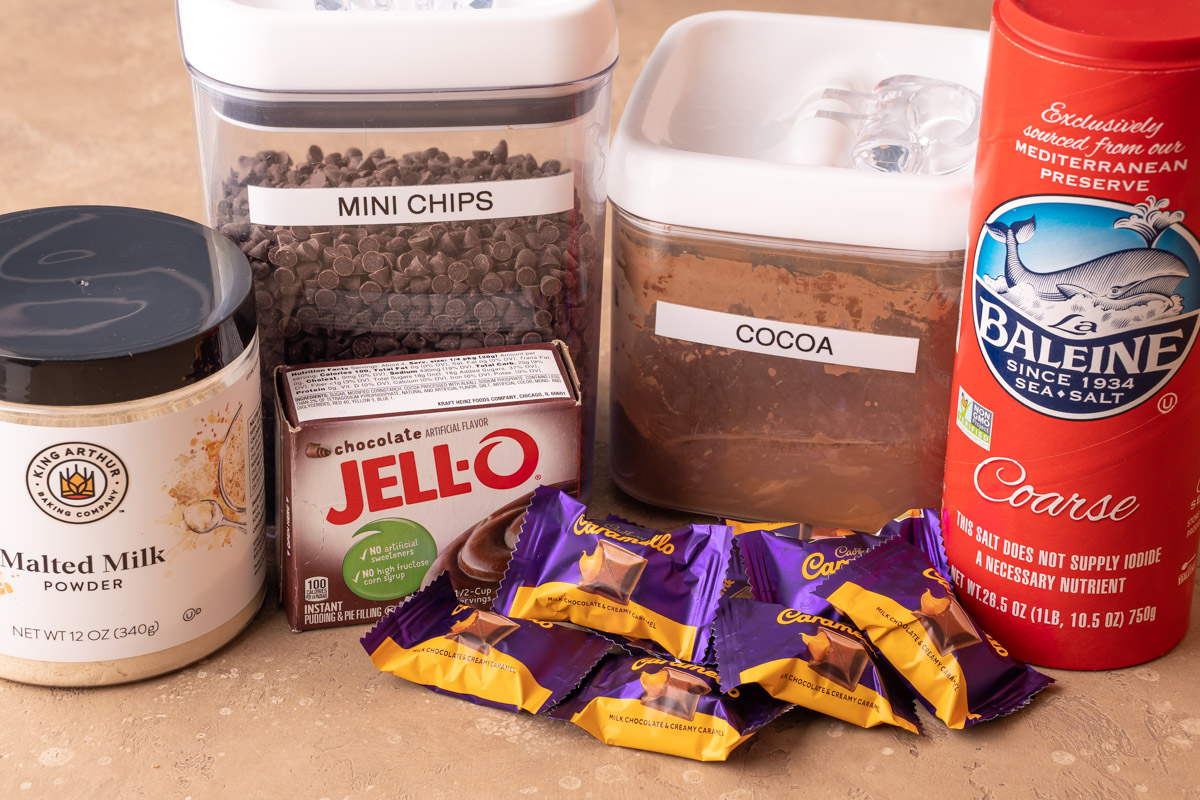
(986, 216), (1189, 305)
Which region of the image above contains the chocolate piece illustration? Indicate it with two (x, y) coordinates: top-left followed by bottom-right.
(802, 628), (869, 692)
(914, 589), (982, 656)
(304, 442), (332, 458)
(639, 667), (711, 721)
(445, 610), (519, 654)
(426, 480), (577, 608)
(577, 540), (647, 604)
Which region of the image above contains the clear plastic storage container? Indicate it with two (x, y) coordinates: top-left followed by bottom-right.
(608, 12), (986, 530)
(177, 0), (617, 496)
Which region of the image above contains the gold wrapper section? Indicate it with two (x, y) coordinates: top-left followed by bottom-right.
(738, 658), (918, 734)
(505, 582), (700, 662)
(827, 582), (974, 729)
(569, 697), (750, 762)
(368, 635), (554, 714)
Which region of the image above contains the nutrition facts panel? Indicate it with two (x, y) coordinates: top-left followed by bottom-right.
(285, 347), (573, 423)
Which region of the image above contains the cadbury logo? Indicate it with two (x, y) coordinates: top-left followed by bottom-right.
(325, 428), (538, 525)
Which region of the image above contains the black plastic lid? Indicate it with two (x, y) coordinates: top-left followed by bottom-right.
(0, 206), (257, 406)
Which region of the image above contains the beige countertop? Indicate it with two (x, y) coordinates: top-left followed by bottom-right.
(1, 1), (1198, 798)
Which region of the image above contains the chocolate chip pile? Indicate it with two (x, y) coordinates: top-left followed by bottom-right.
(213, 141), (600, 490)
(216, 140), (597, 365)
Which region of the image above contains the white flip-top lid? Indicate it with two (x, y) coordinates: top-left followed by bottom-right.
(608, 12), (988, 253)
(177, 0), (619, 92)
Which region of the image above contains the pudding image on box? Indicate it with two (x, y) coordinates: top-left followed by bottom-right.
(275, 342), (581, 632)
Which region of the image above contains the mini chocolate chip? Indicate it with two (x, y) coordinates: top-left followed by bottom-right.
(516, 266), (539, 287)
(490, 241), (513, 261)
(409, 231), (434, 252)
(360, 281), (383, 303)
(480, 273), (504, 295)
(473, 300), (497, 321)
(514, 248), (537, 269)
(314, 288), (338, 309)
(362, 250), (387, 272)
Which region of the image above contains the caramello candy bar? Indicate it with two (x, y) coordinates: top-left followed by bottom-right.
(546, 653), (790, 762)
(712, 597), (919, 734)
(739, 529), (877, 620)
(361, 573), (609, 715)
(816, 537), (1053, 729)
(495, 487), (733, 662)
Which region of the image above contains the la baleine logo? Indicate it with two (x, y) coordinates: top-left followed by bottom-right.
(972, 195), (1200, 420)
(26, 442), (129, 523)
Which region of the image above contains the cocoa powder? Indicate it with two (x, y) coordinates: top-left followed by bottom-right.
(609, 210), (963, 531)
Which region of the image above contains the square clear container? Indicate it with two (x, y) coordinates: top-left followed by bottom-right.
(607, 12), (987, 530)
(177, 0), (617, 497)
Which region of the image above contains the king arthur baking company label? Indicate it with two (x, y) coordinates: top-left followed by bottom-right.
(0, 356), (266, 664)
(26, 443), (130, 523)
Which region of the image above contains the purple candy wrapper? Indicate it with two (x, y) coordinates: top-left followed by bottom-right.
(495, 487), (733, 662)
(362, 573), (610, 715)
(547, 652), (790, 762)
(740, 529), (877, 621)
(713, 596), (920, 733)
(816, 536), (1054, 729)
(878, 509), (953, 585)
(596, 526), (750, 664)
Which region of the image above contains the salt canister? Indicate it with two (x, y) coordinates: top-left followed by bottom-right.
(943, 0), (1200, 668)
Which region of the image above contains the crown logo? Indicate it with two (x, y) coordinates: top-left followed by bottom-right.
(59, 466), (95, 500)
